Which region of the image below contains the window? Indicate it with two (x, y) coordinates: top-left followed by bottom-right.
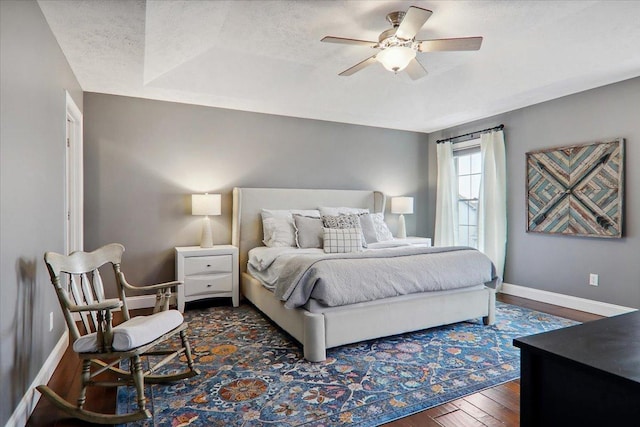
(454, 140), (481, 248)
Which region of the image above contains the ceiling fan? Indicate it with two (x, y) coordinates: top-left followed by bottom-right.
(321, 6), (483, 80)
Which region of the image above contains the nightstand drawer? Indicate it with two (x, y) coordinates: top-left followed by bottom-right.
(184, 274), (232, 297)
(184, 255), (232, 276)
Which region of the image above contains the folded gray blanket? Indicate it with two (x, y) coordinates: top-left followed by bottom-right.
(274, 246), (499, 309)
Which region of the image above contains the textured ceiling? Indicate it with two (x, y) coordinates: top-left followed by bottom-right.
(38, 0), (640, 133)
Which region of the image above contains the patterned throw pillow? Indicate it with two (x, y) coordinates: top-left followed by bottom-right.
(323, 228), (363, 253)
(370, 213), (394, 242)
(321, 214), (361, 229)
(322, 214), (367, 247)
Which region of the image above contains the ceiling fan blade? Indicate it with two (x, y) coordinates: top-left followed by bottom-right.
(321, 36), (378, 48)
(395, 6), (432, 40)
(417, 36), (483, 52)
(405, 58), (428, 80)
(338, 55), (378, 76)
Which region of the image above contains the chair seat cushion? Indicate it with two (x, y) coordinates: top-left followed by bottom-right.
(73, 309), (184, 353)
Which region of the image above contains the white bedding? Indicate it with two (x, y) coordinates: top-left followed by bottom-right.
(247, 240), (424, 291)
(247, 240), (443, 290)
(248, 247), (322, 289)
(275, 246), (496, 308)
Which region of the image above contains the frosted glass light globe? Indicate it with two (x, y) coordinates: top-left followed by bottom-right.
(376, 46), (416, 73)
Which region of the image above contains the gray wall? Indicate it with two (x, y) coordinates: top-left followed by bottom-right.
(428, 77), (640, 309)
(83, 93), (430, 297)
(0, 0), (83, 423)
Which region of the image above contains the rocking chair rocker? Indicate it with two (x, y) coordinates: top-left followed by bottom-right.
(38, 243), (199, 424)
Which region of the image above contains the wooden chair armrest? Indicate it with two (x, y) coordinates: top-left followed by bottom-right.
(69, 299), (122, 313)
(129, 280), (183, 292)
(118, 272), (182, 292)
(118, 273), (182, 312)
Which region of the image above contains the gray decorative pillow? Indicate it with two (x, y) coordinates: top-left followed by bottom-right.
(293, 215), (323, 249)
(358, 213), (379, 244)
(323, 228), (363, 253)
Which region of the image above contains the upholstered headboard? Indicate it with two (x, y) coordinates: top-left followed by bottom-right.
(232, 187), (386, 272)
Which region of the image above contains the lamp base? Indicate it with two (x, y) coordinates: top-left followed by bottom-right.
(397, 214), (407, 239)
(200, 216), (213, 248)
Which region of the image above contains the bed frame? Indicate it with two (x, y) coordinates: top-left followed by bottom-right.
(232, 187), (496, 362)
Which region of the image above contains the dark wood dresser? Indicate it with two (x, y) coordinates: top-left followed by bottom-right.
(514, 310), (640, 427)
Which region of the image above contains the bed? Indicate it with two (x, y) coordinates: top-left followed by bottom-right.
(231, 187), (497, 362)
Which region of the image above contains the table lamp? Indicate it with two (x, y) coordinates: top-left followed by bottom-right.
(391, 196), (414, 239)
(192, 193), (221, 248)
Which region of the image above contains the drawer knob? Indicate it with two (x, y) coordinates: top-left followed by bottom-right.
(206, 264), (211, 267)
(207, 284), (212, 288)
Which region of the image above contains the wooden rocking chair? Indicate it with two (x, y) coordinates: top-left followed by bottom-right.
(38, 243), (199, 424)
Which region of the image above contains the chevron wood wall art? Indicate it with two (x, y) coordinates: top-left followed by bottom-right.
(526, 138), (624, 238)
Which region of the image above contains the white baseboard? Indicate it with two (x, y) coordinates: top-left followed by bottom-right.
(500, 282), (637, 317)
(6, 329), (69, 427)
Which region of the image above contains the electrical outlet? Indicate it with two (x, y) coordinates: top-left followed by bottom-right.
(49, 312), (54, 331)
(589, 273), (599, 287)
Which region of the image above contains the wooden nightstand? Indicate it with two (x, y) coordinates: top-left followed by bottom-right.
(175, 245), (239, 312)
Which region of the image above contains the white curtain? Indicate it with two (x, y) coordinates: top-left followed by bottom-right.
(434, 141), (459, 246)
(478, 130), (507, 278)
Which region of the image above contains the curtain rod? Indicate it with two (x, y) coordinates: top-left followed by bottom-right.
(436, 124), (504, 144)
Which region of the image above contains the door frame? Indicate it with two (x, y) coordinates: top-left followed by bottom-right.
(65, 91), (83, 253)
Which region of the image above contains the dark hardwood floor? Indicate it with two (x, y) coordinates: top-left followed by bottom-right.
(27, 295), (602, 427)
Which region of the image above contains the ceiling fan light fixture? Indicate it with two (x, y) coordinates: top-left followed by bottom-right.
(376, 46), (416, 73)
(323, 6), (481, 80)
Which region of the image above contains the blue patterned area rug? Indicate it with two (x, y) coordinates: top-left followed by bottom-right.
(117, 302), (577, 426)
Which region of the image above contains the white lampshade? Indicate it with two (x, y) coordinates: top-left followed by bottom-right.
(192, 194), (221, 216)
(192, 193), (221, 248)
(391, 197), (414, 215)
(376, 46), (416, 73)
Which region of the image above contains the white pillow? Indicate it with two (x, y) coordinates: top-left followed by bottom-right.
(370, 213), (394, 242)
(73, 310), (184, 352)
(323, 227), (364, 253)
(358, 213), (379, 244)
(261, 209), (320, 247)
(262, 217), (296, 247)
(318, 207), (370, 217)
